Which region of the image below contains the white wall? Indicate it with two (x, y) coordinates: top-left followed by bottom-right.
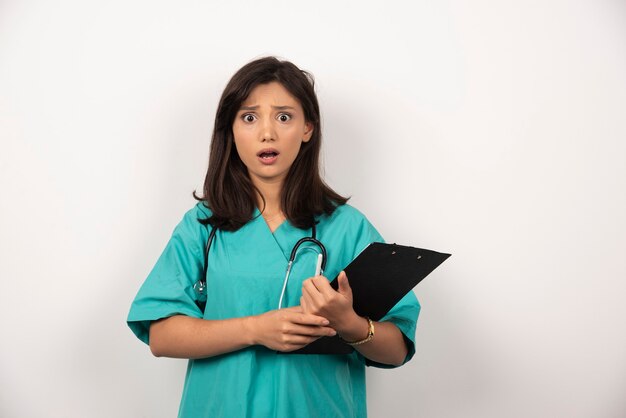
(1, 1), (625, 417)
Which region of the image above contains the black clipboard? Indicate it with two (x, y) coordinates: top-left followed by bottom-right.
(286, 242), (451, 355)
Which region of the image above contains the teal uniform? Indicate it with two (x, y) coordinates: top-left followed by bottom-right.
(128, 203), (420, 417)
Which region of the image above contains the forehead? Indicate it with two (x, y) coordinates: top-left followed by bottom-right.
(241, 82), (301, 108)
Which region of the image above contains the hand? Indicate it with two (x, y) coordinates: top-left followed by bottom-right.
(300, 271), (362, 336)
(251, 306), (337, 352)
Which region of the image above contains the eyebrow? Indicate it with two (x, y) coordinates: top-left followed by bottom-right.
(238, 105), (297, 111)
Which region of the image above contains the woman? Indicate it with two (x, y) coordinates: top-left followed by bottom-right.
(127, 56), (420, 417)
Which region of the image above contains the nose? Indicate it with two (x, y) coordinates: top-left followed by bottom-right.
(260, 117), (276, 142)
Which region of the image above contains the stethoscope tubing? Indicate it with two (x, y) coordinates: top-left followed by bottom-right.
(196, 222), (327, 311)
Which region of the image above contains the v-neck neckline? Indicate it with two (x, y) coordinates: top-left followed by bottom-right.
(252, 207), (290, 263)
(252, 208), (316, 264)
(252, 208), (316, 257)
(254, 207), (287, 235)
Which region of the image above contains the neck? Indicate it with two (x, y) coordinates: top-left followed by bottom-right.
(252, 177), (283, 215)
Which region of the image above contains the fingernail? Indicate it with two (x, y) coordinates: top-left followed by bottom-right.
(330, 330), (337, 336)
(322, 320), (329, 325)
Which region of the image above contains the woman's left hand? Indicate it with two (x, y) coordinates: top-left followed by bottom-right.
(300, 271), (364, 337)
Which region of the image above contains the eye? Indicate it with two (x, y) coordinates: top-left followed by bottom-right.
(242, 113), (256, 123)
(277, 113), (292, 122)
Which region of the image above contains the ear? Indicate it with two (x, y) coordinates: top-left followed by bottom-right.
(302, 122), (314, 143)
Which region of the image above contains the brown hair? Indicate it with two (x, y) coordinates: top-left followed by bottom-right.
(194, 56), (348, 231)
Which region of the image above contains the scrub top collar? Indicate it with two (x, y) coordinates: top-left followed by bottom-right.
(251, 207), (317, 263)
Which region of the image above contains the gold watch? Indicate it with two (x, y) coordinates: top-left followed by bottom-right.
(343, 317), (375, 346)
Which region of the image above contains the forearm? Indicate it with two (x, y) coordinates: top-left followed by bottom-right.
(149, 309), (336, 359)
(338, 314), (408, 366)
(149, 315), (255, 359)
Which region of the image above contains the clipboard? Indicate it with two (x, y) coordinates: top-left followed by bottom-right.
(286, 242), (451, 355)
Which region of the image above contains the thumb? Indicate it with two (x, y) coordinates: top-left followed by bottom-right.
(337, 271), (352, 296)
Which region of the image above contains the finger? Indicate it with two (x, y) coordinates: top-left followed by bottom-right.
(311, 276), (336, 298)
(300, 296), (306, 312)
(301, 291), (323, 316)
(277, 336), (320, 352)
(281, 305), (303, 313)
(302, 278), (326, 307)
(337, 271), (352, 296)
(300, 293), (312, 314)
(289, 311), (330, 326)
(286, 324), (337, 337)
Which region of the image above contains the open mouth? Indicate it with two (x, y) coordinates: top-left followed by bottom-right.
(257, 149), (279, 160)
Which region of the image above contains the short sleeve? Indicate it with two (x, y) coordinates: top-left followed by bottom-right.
(348, 208), (421, 369)
(127, 203), (211, 345)
(365, 291), (420, 369)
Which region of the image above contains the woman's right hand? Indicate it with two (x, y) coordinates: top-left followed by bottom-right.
(250, 306), (336, 352)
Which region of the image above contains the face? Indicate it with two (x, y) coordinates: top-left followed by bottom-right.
(232, 81), (314, 189)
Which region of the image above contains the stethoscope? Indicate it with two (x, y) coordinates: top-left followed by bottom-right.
(193, 223), (327, 311)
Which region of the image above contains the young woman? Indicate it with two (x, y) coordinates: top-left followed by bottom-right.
(127, 56), (420, 417)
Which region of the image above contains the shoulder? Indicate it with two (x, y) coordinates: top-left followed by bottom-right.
(317, 203), (384, 265)
(319, 203), (384, 242)
(188, 201), (212, 221)
(324, 203), (369, 224)
(171, 202), (213, 241)
(179, 202), (212, 224)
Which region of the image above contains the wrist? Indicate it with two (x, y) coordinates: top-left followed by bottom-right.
(341, 317), (374, 346)
(241, 316), (258, 346)
(337, 313), (369, 342)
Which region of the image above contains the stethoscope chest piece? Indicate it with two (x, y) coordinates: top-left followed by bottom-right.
(194, 280), (207, 303)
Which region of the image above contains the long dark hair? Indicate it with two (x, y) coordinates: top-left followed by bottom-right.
(194, 56), (348, 231)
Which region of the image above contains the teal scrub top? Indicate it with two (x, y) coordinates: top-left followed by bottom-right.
(127, 203), (420, 418)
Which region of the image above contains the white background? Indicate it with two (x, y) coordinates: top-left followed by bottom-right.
(1, 1), (625, 417)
